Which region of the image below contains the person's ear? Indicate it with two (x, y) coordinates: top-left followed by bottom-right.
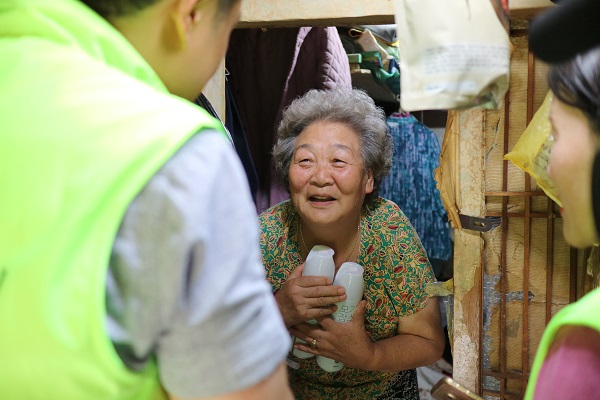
(365, 173), (374, 194)
(169, 0), (204, 50)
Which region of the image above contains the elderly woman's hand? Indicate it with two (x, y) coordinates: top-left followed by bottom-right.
(289, 300), (376, 370)
(275, 264), (347, 329)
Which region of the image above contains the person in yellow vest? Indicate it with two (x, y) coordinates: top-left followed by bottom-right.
(0, 1), (294, 399)
(525, 0), (600, 398)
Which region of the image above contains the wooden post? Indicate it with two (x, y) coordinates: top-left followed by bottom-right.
(452, 109), (486, 392)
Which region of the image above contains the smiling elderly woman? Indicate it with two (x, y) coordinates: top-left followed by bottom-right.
(258, 87), (445, 399)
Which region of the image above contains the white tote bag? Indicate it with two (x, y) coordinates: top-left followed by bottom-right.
(394, 0), (510, 111)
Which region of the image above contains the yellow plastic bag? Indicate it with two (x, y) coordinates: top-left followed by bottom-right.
(504, 91), (562, 206)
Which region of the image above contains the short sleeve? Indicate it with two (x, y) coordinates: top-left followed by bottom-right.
(362, 199), (436, 319)
(533, 327), (600, 399)
(389, 207), (436, 316)
(107, 131), (291, 398)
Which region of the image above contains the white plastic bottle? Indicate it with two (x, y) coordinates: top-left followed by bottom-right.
(291, 245), (335, 359)
(302, 245), (336, 279)
(316, 261), (365, 372)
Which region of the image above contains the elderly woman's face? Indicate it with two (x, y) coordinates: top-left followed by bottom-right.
(548, 98), (600, 247)
(289, 121), (373, 227)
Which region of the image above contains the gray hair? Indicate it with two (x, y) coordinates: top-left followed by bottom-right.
(273, 87), (393, 206)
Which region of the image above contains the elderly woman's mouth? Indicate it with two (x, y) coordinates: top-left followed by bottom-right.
(309, 196), (335, 202)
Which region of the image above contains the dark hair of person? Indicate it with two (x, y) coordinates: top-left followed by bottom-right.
(548, 45), (600, 237)
(79, 0), (239, 18)
(273, 87), (393, 206)
(548, 46), (600, 135)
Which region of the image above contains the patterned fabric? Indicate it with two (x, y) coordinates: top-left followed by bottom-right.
(259, 197), (436, 399)
(378, 369), (419, 400)
(379, 113), (452, 261)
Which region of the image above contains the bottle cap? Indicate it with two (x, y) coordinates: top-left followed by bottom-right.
(305, 245), (334, 261)
(333, 262), (364, 303)
(303, 245), (335, 280)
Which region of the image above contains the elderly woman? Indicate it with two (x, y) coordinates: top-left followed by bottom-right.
(258, 87), (445, 399)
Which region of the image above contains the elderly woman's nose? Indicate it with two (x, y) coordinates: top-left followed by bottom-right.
(310, 161), (334, 184)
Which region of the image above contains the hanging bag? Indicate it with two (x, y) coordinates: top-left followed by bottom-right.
(504, 91), (561, 205)
(393, 0), (510, 111)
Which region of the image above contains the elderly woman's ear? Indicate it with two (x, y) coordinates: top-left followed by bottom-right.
(366, 175), (374, 193)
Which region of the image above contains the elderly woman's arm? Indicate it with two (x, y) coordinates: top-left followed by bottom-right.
(366, 296), (445, 371)
(290, 296), (445, 371)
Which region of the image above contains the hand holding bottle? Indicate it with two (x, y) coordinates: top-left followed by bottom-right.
(316, 262), (365, 371)
(274, 246), (346, 328)
(290, 298), (375, 370)
(287, 245), (337, 359)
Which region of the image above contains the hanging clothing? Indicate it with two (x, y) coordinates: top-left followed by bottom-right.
(379, 113), (453, 261)
(194, 82), (259, 203)
(224, 79), (259, 203)
(226, 27), (351, 213)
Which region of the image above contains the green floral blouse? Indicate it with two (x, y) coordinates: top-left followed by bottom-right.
(258, 197), (436, 400)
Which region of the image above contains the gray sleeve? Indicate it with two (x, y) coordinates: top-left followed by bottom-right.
(107, 130), (291, 398)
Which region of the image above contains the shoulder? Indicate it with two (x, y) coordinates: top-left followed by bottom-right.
(533, 325), (600, 399)
(363, 197), (415, 236)
(259, 201), (296, 229)
(160, 129), (253, 215)
(258, 200), (297, 256)
(362, 197), (432, 278)
(170, 129), (238, 174)
(366, 197), (406, 218)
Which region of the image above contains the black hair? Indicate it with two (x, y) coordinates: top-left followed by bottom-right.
(80, 0), (239, 18)
(79, 0), (158, 17)
(548, 45), (600, 135)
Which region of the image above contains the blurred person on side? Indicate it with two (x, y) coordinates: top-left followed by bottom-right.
(526, 0), (600, 398)
(0, 0), (293, 399)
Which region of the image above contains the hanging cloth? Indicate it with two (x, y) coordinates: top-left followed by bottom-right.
(194, 87), (259, 203)
(226, 27), (351, 213)
(380, 113), (452, 261)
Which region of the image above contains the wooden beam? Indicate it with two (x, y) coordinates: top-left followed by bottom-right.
(452, 109), (486, 394)
(238, 0), (394, 28)
(237, 0), (554, 28)
(510, 0), (554, 19)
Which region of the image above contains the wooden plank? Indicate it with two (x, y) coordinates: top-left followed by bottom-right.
(238, 0), (394, 28)
(452, 109), (486, 393)
(510, 0), (554, 19)
(237, 0), (553, 28)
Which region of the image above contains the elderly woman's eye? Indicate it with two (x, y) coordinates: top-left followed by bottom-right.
(295, 158), (312, 166)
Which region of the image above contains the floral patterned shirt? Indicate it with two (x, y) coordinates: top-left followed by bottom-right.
(259, 197), (436, 400)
